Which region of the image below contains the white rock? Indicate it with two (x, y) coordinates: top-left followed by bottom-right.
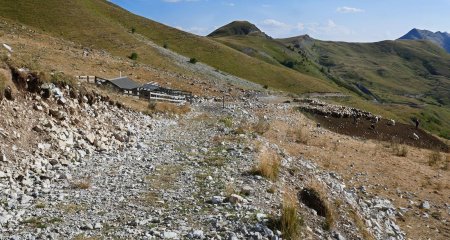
(163, 231), (178, 239)
(211, 196), (225, 204)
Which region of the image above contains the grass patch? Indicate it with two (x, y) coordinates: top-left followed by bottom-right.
(268, 192), (303, 240)
(288, 127), (309, 144)
(391, 138), (408, 157)
(147, 102), (190, 116)
(0, 72), (6, 99)
(251, 148), (281, 181)
(58, 203), (86, 214)
(71, 177), (92, 189)
(280, 192), (302, 239)
(349, 208), (375, 240)
(428, 150), (442, 166)
(21, 217), (47, 229)
(219, 116), (233, 128)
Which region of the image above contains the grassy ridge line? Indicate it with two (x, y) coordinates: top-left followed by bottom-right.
(0, 0), (339, 94)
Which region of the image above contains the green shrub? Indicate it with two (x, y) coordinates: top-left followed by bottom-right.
(189, 58), (198, 64)
(131, 27), (136, 34)
(129, 52), (138, 60)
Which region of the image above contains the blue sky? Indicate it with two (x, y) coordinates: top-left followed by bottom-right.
(109, 0), (450, 42)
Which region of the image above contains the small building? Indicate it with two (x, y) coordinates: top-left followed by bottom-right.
(137, 82), (161, 99)
(104, 77), (140, 95)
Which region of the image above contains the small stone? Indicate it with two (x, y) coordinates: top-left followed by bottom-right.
(211, 196), (225, 204)
(163, 231), (178, 239)
(241, 185), (253, 196)
(94, 223), (103, 229)
(0, 152), (6, 162)
(421, 201), (431, 210)
(192, 230), (204, 239)
(256, 213), (267, 221)
(20, 195), (33, 204)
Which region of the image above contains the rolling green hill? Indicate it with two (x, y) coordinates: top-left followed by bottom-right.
(210, 23), (450, 138)
(0, 0), (338, 94)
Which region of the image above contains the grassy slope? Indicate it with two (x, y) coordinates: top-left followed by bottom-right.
(213, 33), (450, 138)
(212, 35), (325, 79)
(282, 38), (450, 138)
(0, 0), (337, 94)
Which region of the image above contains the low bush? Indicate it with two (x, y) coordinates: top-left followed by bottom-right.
(189, 58), (197, 64)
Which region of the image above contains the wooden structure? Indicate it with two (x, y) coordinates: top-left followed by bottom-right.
(76, 76), (193, 103)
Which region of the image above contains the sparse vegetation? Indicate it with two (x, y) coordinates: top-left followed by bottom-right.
(147, 102), (191, 115)
(0, 72), (6, 99)
(428, 150), (442, 166)
(71, 177), (92, 190)
(251, 148), (280, 181)
(21, 217), (47, 228)
(391, 139), (408, 157)
(289, 127), (309, 144)
(219, 116), (233, 128)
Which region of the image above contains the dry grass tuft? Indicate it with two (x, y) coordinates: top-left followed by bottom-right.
(391, 139), (408, 157)
(71, 177), (92, 190)
(147, 102), (190, 115)
(428, 150), (442, 166)
(280, 192), (302, 240)
(288, 127), (309, 144)
(251, 148), (281, 181)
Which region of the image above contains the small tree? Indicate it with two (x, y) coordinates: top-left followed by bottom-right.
(131, 27), (136, 34)
(129, 52), (138, 60)
(163, 43), (168, 49)
(189, 58), (198, 64)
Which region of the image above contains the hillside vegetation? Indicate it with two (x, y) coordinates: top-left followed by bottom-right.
(210, 22), (450, 138)
(0, 0), (337, 94)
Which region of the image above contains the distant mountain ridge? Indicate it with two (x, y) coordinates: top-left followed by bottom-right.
(399, 28), (450, 53)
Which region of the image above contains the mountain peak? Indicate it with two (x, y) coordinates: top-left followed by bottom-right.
(208, 21), (270, 38)
(399, 28), (450, 53)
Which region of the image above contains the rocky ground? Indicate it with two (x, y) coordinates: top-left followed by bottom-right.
(0, 85), (412, 240)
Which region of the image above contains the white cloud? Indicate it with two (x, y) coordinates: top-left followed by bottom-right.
(222, 2), (235, 7)
(305, 20), (354, 39)
(260, 19), (305, 37)
(336, 6), (364, 13)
